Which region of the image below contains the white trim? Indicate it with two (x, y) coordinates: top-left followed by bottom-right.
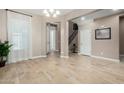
(7, 58), (30, 64)
(6, 55), (47, 64)
(60, 56), (69, 58)
(91, 55), (120, 62)
(31, 55), (47, 59)
(78, 52), (91, 56)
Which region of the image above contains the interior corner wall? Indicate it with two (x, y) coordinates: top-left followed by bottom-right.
(92, 15), (119, 60)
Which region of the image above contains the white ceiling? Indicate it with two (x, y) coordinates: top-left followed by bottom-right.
(72, 9), (124, 24)
(13, 9), (75, 16)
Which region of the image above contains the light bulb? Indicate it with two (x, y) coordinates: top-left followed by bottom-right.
(53, 14), (57, 17)
(56, 10), (60, 15)
(49, 9), (54, 13)
(46, 13), (50, 17)
(43, 9), (48, 14)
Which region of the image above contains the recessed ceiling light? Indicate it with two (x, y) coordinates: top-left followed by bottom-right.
(56, 10), (60, 15)
(53, 14), (57, 17)
(81, 17), (85, 20)
(112, 9), (119, 11)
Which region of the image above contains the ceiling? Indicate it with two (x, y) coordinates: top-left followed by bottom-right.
(72, 9), (124, 24)
(13, 9), (75, 16)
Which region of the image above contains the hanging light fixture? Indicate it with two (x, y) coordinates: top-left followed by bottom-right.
(49, 9), (54, 13)
(43, 9), (60, 17)
(53, 14), (57, 18)
(56, 10), (60, 15)
(46, 13), (50, 17)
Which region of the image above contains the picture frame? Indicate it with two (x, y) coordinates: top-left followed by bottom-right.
(95, 27), (111, 40)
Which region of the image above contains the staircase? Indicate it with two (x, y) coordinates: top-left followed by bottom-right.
(68, 23), (78, 53)
(69, 30), (78, 44)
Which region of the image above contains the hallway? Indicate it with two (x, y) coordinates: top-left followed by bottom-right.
(0, 54), (124, 84)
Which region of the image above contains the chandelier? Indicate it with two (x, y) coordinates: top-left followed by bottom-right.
(43, 9), (60, 17)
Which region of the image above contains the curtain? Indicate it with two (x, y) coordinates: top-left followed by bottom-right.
(50, 26), (56, 51)
(7, 11), (32, 63)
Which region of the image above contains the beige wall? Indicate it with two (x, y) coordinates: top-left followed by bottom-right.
(60, 19), (68, 57)
(0, 9), (7, 42)
(32, 15), (47, 57)
(92, 15), (119, 60)
(32, 16), (42, 57)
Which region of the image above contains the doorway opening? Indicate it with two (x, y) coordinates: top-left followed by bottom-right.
(68, 18), (92, 57)
(46, 23), (61, 56)
(119, 16), (124, 62)
(68, 21), (79, 56)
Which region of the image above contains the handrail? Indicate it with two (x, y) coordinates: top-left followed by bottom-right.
(69, 30), (78, 44)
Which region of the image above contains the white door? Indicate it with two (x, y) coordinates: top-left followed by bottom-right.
(80, 28), (91, 56)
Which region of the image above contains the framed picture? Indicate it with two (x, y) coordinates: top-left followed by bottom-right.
(95, 27), (111, 40)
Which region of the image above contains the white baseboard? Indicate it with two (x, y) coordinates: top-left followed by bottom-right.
(31, 55), (47, 59)
(78, 52), (91, 56)
(60, 56), (69, 58)
(91, 55), (120, 62)
(60, 52), (64, 54)
(78, 52), (82, 55)
(6, 55), (47, 64)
